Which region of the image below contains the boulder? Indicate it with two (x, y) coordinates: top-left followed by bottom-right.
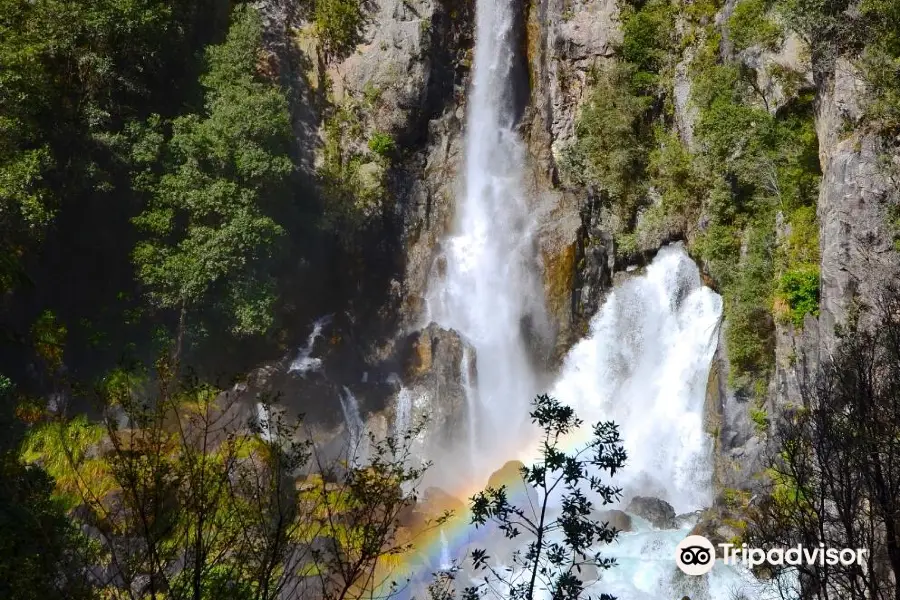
(626, 496), (677, 529)
(593, 509), (633, 533)
(487, 460), (539, 511)
(420, 487), (466, 518)
(398, 323), (476, 450)
(675, 510), (703, 529)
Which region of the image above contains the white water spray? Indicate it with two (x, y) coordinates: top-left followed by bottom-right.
(440, 530), (452, 571)
(551, 245), (722, 513)
(255, 402), (274, 442)
(426, 0), (546, 478)
(289, 315), (331, 374)
(394, 386), (413, 437)
(339, 386), (368, 463)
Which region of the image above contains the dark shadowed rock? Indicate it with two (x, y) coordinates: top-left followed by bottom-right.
(626, 496), (677, 529)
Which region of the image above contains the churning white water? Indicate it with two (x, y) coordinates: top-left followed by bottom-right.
(425, 0), (546, 476)
(551, 245), (722, 513)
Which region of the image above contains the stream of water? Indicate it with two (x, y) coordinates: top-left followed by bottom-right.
(425, 0), (547, 480)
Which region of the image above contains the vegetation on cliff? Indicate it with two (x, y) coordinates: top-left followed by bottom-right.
(564, 0), (826, 395)
(748, 289), (900, 598)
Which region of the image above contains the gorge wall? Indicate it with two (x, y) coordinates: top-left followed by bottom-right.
(249, 0), (900, 524)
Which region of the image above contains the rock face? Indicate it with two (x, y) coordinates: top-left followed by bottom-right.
(533, 0), (621, 158)
(704, 327), (765, 495)
(594, 509), (633, 533)
(250, 0), (900, 550)
(626, 496), (677, 529)
(816, 58), (900, 355)
(398, 323), (475, 448)
(518, 0), (623, 355)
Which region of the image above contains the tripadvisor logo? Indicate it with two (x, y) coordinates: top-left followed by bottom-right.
(675, 535), (716, 575)
(675, 535), (869, 576)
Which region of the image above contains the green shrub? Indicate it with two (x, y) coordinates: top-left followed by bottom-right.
(314, 0), (366, 61)
(562, 63), (653, 216)
(620, 0), (678, 91)
(749, 405), (769, 434)
(648, 128), (705, 219)
(723, 224), (776, 390)
(728, 0), (782, 52)
(777, 265), (820, 327)
(367, 131), (396, 158)
(780, 204), (819, 268)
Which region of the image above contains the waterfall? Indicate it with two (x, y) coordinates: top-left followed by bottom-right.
(394, 386), (413, 437)
(439, 530), (452, 571)
(426, 0), (546, 480)
(551, 245), (722, 513)
(339, 386), (367, 463)
(408, 2), (750, 597)
(289, 315), (331, 374)
(255, 402), (274, 442)
(460, 347), (477, 468)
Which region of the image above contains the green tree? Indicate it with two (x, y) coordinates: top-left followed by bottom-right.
(447, 394), (626, 600)
(0, 0), (178, 294)
(131, 5), (294, 345)
(563, 64), (653, 220)
(314, 0), (367, 61)
(0, 375), (95, 600)
(22, 360), (444, 600)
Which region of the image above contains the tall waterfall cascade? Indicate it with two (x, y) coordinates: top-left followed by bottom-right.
(409, 0), (760, 597)
(551, 246), (721, 513)
(424, 0), (547, 477)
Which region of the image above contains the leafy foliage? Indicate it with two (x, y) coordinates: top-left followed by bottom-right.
(314, 0), (367, 61)
(777, 266), (820, 327)
(20, 361), (439, 600)
(562, 64), (653, 219)
(728, 0), (782, 52)
(368, 131), (397, 158)
(688, 48), (820, 389)
(620, 0), (678, 92)
(131, 5), (294, 338)
(462, 394), (626, 600)
(0, 378), (95, 600)
(748, 291), (900, 597)
(0, 0), (187, 294)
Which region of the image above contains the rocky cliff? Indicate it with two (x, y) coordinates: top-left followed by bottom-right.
(251, 0), (900, 516)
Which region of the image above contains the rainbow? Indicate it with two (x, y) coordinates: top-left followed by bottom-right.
(386, 427), (602, 598)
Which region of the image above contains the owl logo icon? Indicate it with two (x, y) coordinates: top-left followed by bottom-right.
(675, 535), (716, 575)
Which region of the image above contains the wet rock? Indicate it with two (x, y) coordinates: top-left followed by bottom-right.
(593, 509), (633, 533)
(675, 510), (703, 529)
(487, 460), (539, 510)
(576, 563), (600, 583)
(398, 324), (475, 448)
(690, 508), (745, 559)
(626, 496), (677, 529)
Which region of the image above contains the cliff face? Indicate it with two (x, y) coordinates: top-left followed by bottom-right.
(816, 59), (899, 354)
(235, 0), (478, 443)
(519, 0), (900, 510)
(254, 0), (899, 506)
